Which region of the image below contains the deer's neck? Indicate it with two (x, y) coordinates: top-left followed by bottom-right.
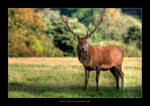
(77, 44), (91, 66)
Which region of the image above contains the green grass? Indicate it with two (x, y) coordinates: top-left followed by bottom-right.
(8, 57), (142, 98)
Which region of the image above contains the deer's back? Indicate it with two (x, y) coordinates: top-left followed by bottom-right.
(88, 45), (124, 70)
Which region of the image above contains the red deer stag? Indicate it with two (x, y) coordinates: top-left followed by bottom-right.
(62, 11), (124, 91)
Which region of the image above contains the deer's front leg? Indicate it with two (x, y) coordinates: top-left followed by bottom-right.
(83, 69), (90, 91)
(96, 66), (101, 91)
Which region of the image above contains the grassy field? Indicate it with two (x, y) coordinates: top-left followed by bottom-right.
(8, 57), (142, 98)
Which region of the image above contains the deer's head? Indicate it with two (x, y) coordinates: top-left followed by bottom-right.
(62, 10), (105, 53)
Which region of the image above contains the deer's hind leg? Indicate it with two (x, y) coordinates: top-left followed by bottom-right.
(116, 65), (124, 89)
(96, 66), (101, 90)
(110, 67), (120, 89)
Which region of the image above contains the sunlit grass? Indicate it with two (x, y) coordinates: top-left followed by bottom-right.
(8, 57), (142, 98)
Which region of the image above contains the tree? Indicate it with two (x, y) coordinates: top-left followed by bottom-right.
(8, 8), (47, 57)
(72, 8), (104, 26)
(8, 8), (142, 57)
(124, 26), (142, 50)
(38, 8), (87, 56)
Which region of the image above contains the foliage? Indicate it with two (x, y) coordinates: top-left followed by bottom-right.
(8, 8), (47, 36)
(8, 8), (64, 57)
(89, 8), (141, 43)
(42, 38), (64, 57)
(8, 33), (28, 57)
(8, 8), (142, 57)
(72, 8), (104, 26)
(38, 9), (87, 56)
(8, 8), (46, 57)
(124, 25), (142, 50)
(52, 18), (87, 56)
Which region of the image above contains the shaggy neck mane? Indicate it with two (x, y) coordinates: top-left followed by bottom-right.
(77, 44), (91, 65)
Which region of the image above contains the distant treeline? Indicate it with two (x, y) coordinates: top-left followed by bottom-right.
(8, 8), (142, 57)
(121, 8), (142, 19)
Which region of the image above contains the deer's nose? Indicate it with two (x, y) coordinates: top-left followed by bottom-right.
(81, 48), (84, 51)
(80, 48), (85, 52)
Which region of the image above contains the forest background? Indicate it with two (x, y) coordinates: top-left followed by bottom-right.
(8, 8), (142, 57)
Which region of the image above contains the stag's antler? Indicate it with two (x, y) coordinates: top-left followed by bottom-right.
(86, 10), (105, 38)
(62, 16), (79, 38)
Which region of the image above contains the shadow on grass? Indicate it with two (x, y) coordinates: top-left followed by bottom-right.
(8, 82), (142, 98)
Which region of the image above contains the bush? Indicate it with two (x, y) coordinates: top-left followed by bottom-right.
(42, 37), (64, 57)
(124, 25), (142, 50)
(8, 8), (142, 57)
(78, 8), (142, 47)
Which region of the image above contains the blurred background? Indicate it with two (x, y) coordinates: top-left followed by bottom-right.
(8, 8), (142, 57)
